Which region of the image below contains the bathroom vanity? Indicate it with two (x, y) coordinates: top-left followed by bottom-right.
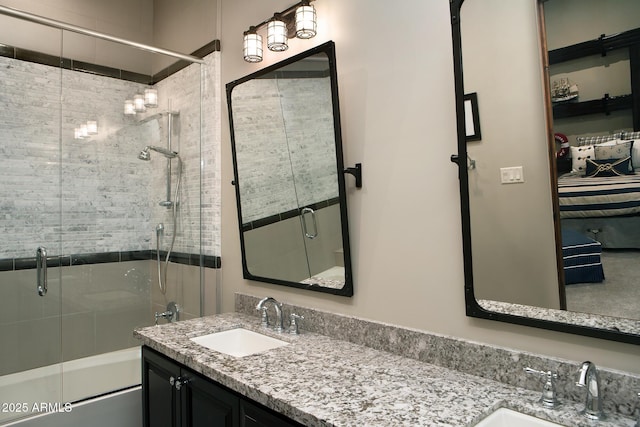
(142, 346), (301, 426)
(134, 300), (638, 427)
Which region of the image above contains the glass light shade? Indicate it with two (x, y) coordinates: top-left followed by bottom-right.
(124, 99), (136, 115)
(295, 4), (317, 39)
(79, 124), (89, 138)
(243, 32), (263, 63)
(144, 88), (158, 107)
(267, 19), (288, 52)
(133, 94), (146, 112)
(86, 120), (98, 135)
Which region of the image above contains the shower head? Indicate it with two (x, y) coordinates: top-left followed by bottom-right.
(137, 146), (178, 160)
(138, 148), (151, 161)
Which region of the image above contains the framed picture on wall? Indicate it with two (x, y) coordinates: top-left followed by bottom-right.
(464, 92), (481, 141)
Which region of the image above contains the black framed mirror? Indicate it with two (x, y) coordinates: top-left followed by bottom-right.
(450, 0), (640, 344)
(226, 41), (353, 296)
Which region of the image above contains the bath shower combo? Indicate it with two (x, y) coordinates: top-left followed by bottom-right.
(137, 111), (182, 295)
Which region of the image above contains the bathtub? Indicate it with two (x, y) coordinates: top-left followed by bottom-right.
(0, 347), (141, 426)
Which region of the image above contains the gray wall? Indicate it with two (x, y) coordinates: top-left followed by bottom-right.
(220, 0), (640, 374)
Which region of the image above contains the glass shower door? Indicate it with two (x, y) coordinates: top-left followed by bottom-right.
(0, 17), (64, 424)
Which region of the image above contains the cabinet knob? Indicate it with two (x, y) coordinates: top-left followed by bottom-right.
(175, 377), (190, 391)
(169, 376), (175, 386)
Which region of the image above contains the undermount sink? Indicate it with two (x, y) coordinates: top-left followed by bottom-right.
(474, 408), (565, 427)
(190, 328), (289, 358)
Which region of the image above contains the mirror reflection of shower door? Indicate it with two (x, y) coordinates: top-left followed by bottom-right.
(0, 21), (63, 425)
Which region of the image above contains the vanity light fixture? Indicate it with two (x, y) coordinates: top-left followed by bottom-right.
(267, 14), (288, 52)
(295, 0), (317, 39)
(86, 120), (98, 135)
(242, 0), (317, 63)
(133, 94), (146, 113)
(243, 27), (263, 62)
(124, 99), (136, 115)
(144, 88), (158, 108)
(74, 120), (98, 140)
(124, 88), (159, 116)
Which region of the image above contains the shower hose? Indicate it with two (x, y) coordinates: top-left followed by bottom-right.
(156, 156), (182, 295)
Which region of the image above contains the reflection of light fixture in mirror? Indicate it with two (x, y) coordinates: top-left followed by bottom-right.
(86, 120), (98, 135)
(134, 94), (146, 113)
(242, 0), (317, 63)
(144, 88), (158, 107)
(267, 14), (288, 52)
(74, 120), (98, 140)
(295, 1), (317, 39)
(124, 88), (159, 116)
(124, 99), (136, 115)
(243, 27), (263, 62)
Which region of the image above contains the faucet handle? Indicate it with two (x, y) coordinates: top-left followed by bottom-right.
(289, 314), (304, 335)
(257, 306), (269, 328)
(524, 367), (560, 409)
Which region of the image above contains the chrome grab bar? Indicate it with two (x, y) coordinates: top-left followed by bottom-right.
(36, 246), (47, 296)
(301, 207), (318, 239)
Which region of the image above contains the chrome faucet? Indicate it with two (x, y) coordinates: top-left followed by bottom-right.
(256, 297), (284, 333)
(576, 361), (604, 420)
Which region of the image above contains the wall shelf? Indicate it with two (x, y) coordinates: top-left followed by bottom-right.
(552, 94), (633, 119)
(549, 27), (640, 130)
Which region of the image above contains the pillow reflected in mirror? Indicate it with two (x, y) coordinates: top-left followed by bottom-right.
(594, 140), (634, 171)
(584, 157), (633, 177)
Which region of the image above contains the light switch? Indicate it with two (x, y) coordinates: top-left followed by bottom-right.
(500, 166), (524, 184)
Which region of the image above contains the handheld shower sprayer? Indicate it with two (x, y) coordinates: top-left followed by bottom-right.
(138, 145), (178, 160)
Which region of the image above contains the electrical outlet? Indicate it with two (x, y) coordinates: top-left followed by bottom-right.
(500, 166), (524, 184)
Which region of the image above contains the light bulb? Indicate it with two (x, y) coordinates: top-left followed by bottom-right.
(124, 99), (136, 115)
(295, 3), (317, 39)
(144, 88), (158, 108)
(267, 16), (288, 52)
(243, 30), (263, 63)
(134, 94), (146, 112)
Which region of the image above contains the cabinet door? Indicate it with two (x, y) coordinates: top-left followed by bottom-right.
(181, 369), (240, 427)
(142, 347), (180, 427)
(240, 400), (303, 427)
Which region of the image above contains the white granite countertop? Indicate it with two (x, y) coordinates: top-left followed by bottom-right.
(134, 313), (636, 427)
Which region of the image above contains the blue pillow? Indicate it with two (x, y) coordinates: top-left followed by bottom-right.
(585, 157), (633, 177)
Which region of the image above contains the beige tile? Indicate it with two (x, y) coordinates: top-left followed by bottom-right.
(95, 305), (153, 353)
(61, 312), (96, 361)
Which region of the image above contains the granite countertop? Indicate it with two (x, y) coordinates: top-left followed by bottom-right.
(134, 313), (635, 427)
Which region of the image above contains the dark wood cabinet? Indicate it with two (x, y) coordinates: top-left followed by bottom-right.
(142, 346), (302, 427)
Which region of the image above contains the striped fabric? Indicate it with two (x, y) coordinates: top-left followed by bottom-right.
(558, 174), (640, 218)
(561, 228), (604, 284)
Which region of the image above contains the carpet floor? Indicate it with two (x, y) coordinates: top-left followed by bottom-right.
(565, 250), (640, 320)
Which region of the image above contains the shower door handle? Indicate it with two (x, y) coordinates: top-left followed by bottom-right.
(36, 246), (48, 296)
(301, 208), (318, 239)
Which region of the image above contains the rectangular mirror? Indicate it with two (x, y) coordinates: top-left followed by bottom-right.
(450, 0), (640, 344)
(226, 41), (353, 296)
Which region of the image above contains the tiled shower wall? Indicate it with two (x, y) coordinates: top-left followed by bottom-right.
(232, 77), (337, 224)
(2, 55), (152, 258)
(1, 51), (220, 259)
